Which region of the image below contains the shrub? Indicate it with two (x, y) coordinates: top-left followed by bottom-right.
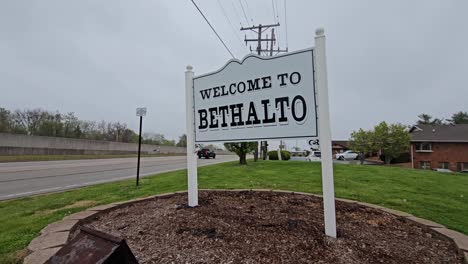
(379, 152), (411, 164)
(267, 150), (291, 160)
(267, 151), (278, 160)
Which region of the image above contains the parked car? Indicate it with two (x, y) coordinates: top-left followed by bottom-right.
(197, 148), (216, 159)
(432, 168), (453, 173)
(335, 150), (359, 160)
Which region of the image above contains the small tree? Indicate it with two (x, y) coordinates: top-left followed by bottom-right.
(0, 108), (11, 133)
(417, 113), (443, 125)
(176, 134), (187, 147)
(63, 112), (80, 137)
(349, 128), (376, 165)
(374, 122), (410, 164)
(121, 128), (137, 143)
(417, 113), (432, 124)
(224, 142), (257, 165)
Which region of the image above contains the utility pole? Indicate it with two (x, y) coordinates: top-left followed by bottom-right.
(241, 23), (288, 159)
(241, 23), (288, 56)
(269, 28), (275, 56)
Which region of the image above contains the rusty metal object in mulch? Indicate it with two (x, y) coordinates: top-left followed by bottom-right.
(46, 226), (138, 264)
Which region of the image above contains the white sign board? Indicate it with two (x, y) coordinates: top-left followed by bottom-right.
(136, 107), (147, 117)
(193, 49), (317, 143)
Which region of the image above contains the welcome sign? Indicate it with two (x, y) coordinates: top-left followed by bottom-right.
(193, 49), (317, 143)
(186, 29), (336, 238)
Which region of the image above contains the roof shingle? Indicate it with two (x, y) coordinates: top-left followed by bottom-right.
(410, 124), (468, 142)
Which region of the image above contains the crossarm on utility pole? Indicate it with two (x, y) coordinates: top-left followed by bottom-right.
(240, 23), (279, 31)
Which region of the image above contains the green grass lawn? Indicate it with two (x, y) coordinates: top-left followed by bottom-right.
(0, 160), (467, 263)
(0, 153), (185, 163)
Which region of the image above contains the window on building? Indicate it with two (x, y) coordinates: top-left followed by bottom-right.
(420, 161), (431, 170)
(415, 143), (432, 152)
(439, 162), (449, 169)
(458, 162), (468, 172)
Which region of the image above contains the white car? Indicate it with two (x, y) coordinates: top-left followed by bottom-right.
(432, 168), (453, 173)
(335, 150), (359, 160)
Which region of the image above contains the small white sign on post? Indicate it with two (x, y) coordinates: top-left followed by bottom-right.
(185, 28), (336, 238)
(136, 107), (147, 117)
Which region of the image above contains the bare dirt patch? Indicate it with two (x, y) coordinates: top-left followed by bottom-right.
(35, 200), (97, 216)
(80, 191), (464, 263)
(3, 249), (28, 264)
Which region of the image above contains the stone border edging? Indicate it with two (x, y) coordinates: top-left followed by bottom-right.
(23, 189), (468, 264)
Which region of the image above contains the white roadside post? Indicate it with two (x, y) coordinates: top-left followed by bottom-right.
(314, 28), (337, 238)
(277, 141), (282, 161)
(185, 65), (198, 207)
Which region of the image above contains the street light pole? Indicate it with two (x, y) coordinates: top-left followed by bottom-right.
(136, 107), (147, 186)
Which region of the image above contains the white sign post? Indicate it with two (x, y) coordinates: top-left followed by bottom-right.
(185, 66), (198, 207)
(135, 107), (147, 186)
(185, 28), (336, 237)
(314, 28), (337, 238)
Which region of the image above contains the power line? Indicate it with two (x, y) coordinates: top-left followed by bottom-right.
(271, 0), (277, 23)
(242, 0), (256, 42)
(190, 0), (236, 58)
(217, 0), (248, 51)
(231, 0), (254, 51)
(242, 0), (254, 24)
(284, 0), (289, 48)
(272, 0), (282, 47)
(231, 0), (244, 27)
(238, 0), (250, 26)
(275, 0), (281, 20)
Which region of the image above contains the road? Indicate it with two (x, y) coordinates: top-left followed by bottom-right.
(0, 155), (238, 201)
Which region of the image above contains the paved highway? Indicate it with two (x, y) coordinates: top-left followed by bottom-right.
(0, 155), (237, 201)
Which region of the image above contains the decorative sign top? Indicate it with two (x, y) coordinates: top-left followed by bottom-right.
(136, 107), (147, 117)
(193, 48), (317, 143)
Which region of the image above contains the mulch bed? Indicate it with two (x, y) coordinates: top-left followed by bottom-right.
(81, 191), (464, 263)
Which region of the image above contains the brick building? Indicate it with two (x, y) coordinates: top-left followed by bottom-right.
(409, 124), (468, 172)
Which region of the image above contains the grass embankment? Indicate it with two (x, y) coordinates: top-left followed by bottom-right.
(0, 153), (185, 163)
(0, 161), (467, 263)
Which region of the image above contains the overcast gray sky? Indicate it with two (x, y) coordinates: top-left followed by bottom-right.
(1, 0), (467, 144)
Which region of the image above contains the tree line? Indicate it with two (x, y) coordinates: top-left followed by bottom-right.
(0, 107), (187, 147)
(416, 111), (468, 125)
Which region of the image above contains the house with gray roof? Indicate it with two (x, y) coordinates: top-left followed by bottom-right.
(409, 124), (468, 172)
